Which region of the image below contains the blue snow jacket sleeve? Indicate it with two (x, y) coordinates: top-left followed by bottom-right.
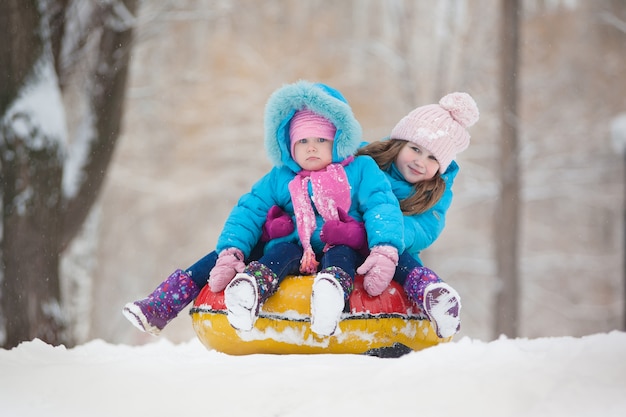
(215, 166), (295, 257)
(349, 156), (405, 252)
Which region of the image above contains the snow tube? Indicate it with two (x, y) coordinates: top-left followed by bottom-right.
(190, 275), (451, 357)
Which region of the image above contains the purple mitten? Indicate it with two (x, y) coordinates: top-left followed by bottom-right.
(320, 208), (367, 254)
(209, 248), (245, 292)
(261, 205), (294, 242)
(357, 245), (399, 296)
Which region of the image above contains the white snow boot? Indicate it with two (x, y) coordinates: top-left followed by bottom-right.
(224, 273), (258, 331)
(423, 282), (462, 338)
(310, 270), (347, 337)
(224, 261), (278, 331)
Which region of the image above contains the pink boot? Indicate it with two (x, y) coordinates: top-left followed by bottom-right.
(122, 269), (200, 335)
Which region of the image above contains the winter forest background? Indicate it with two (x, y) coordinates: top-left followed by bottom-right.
(1, 0), (625, 349)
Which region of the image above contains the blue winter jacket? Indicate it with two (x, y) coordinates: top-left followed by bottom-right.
(384, 160), (459, 264)
(216, 80), (405, 257)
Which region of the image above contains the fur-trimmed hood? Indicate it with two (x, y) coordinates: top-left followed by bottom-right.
(264, 80), (362, 173)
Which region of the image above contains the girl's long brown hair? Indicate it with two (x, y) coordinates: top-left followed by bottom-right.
(356, 139), (446, 215)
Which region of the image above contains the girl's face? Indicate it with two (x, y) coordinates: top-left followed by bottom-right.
(394, 142), (440, 184)
(293, 137), (333, 171)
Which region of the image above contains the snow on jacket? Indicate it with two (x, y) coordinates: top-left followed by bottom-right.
(383, 159), (458, 264)
(215, 80), (405, 257)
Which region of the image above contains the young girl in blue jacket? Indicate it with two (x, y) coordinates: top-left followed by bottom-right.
(209, 81), (404, 336)
(354, 92), (479, 338)
(123, 80), (404, 337)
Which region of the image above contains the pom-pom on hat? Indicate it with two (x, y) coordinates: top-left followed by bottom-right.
(390, 92), (479, 173)
(289, 109), (337, 156)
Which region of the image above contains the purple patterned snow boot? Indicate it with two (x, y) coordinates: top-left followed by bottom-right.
(404, 267), (462, 338)
(122, 269), (200, 336)
(310, 266), (352, 337)
(224, 261), (279, 331)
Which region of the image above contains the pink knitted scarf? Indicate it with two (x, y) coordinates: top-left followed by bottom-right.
(288, 157), (353, 274)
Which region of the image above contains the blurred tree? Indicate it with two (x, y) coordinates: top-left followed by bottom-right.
(0, 0), (138, 348)
(603, 1), (626, 331)
(612, 113), (626, 329)
(494, 0), (521, 338)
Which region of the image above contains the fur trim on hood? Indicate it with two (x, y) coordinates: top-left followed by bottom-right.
(264, 80), (362, 173)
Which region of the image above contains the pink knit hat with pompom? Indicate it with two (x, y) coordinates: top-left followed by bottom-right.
(390, 92), (479, 173)
(289, 110), (336, 156)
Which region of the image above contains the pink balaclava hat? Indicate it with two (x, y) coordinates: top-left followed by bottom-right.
(390, 92), (479, 173)
(289, 109), (337, 156)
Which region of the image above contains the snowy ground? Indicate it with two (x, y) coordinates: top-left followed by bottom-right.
(1, 332), (625, 417)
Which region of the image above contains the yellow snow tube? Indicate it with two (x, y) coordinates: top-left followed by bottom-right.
(190, 275), (450, 357)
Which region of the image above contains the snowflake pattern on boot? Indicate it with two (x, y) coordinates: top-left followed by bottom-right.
(404, 267), (441, 307)
(320, 266), (353, 301)
(123, 269), (199, 335)
(246, 261), (279, 302)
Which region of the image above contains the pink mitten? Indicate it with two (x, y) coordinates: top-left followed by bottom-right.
(261, 205), (294, 242)
(208, 248), (245, 292)
(357, 245), (399, 296)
